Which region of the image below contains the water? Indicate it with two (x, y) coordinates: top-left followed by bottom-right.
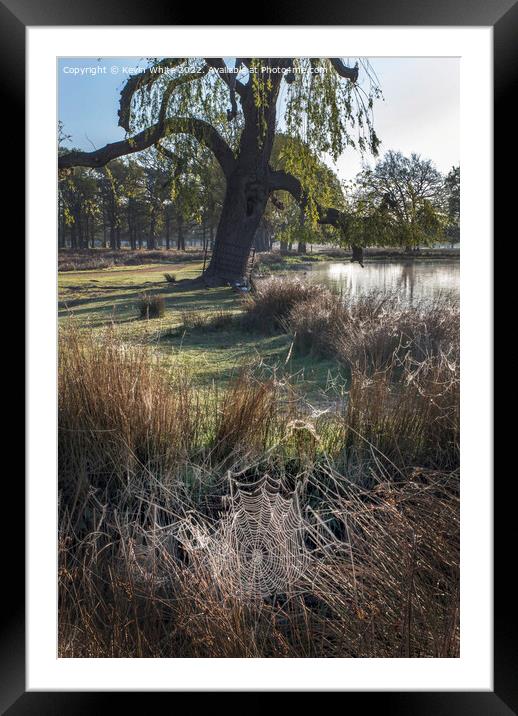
(303, 260), (459, 303)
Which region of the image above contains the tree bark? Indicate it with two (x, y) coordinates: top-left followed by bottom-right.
(203, 67), (282, 284)
(204, 168), (268, 282)
(254, 225), (270, 252)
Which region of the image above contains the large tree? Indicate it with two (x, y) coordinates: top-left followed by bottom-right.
(58, 57), (381, 283)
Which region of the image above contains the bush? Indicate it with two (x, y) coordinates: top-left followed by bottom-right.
(331, 293), (459, 372)
(138, 293), (165, 319)
(284, 290), (342, 357)
(242, 277), (328, 332)
(164, 272), (176, 283)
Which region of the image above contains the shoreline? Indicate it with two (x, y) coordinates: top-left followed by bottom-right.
(58, 246), (460, 273)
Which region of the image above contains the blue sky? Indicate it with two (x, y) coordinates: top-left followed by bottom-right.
(58, 57), (459, 181)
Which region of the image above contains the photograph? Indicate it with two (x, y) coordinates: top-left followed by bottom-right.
(57, 55), (461, 659)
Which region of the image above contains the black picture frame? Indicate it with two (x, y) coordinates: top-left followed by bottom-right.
(6, 0), (504, 709)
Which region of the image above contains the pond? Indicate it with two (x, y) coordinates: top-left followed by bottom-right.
(303, 260), (459, 303)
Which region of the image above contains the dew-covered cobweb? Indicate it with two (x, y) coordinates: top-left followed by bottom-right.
(178, 475), (310, 599)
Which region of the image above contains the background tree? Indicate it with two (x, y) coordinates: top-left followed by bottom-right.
(123, 160), (147, 249)
(59, 57), (381, 283)
(347, 151), (447, 251)
(444, 165), (460, 246)
(59, 165), (100, 249)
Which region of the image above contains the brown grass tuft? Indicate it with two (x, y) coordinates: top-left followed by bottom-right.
(138, 293), (165, 319)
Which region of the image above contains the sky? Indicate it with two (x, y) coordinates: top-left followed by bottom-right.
(58, 57), (459, 182)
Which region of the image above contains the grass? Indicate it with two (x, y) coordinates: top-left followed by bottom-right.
(58, 261), (336, 395)
(59, 262), (460, 659)
(59, 322), (459, 658)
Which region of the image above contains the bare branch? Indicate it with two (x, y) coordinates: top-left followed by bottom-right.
(58, 117), (236, 176)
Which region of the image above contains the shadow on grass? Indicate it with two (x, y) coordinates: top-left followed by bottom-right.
(59, 283), (238, 325)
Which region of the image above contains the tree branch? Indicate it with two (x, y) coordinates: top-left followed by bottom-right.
(155, 142), (187, 178)
(268, 169), (346, 227)
(205, 58), (247, 120)
(118, 58), (186, 131)
(268, 168), (364, 264)
(58, 117), (236, 177)
(328, 58), (359, 83)
(157, 65), (210, 126)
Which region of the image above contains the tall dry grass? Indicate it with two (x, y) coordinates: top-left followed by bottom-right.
(59, 327), (298, 520)
(343, 353), (459, 472)
(59, 328), (201, 517)
(59, 465), (459, 658)
(242, 277), (329, 332)
(59, 292), (460, 658)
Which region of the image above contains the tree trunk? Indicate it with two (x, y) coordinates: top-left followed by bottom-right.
(202, 70), (281, 285)
(204, 167), (268, 283)
(177, 216), (185, 251)
(280, 240), (289, 256)
(109, 225), (117, 250)
(165, 213), (170, 249)
(127, 205), (135, 249)
(78, 215), (85, 249)
(202, 221), (207, 251)
(147, 214), (157, 249)
(58, 216), (66, 249)
(254, 225), (270, 252)
(297, 240), (307, 254)
(70, 222), (77, 249)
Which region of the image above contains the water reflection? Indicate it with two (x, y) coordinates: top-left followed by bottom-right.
(305, 261), (459, 303)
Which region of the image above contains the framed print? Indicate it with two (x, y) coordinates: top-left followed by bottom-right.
(6, 0), (507, 708)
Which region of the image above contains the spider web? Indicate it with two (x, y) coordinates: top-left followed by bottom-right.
(180, 476), (310, 600)
(216, 476), (309, 598)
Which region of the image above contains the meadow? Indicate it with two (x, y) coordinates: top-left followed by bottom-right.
(58, 251), (460, 658)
